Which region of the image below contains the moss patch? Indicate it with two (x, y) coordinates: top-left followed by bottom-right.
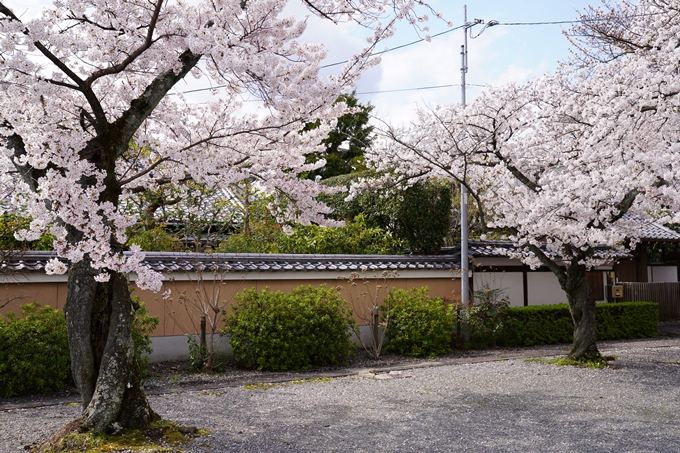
(37, 420), (207, 453)
(525, 355), (614, 369)
(244, 377), (332, 391)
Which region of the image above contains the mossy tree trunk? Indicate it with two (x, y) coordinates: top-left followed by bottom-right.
(1, 9), (205, 436)
(65, 264), (156, 433)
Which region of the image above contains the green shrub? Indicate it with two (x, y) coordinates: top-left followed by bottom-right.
(466, 288), (511, 348)
(224, 285), (356, 371)
(127, 225), (183, 252)
(0, 300), (158, 397)
(131, 298), (159, 379)
(218, 213), (403, 255)
(594, 301), (658, 339)
(501, 304), (574, 347)
(501, 301), (658, 347)
(384, 287), (454, 357)
(0, 214), (54, 250)
(186, 334), (208, 372)
(0, 304), (71, 397)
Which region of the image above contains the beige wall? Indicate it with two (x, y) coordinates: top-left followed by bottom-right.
(0, 280), (68, 313)
(0, 273), (461, 337)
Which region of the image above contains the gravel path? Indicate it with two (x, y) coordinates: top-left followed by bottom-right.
(2, 338), (680, 452)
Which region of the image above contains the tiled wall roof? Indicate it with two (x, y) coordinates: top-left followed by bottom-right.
(2, 251), (462, 273)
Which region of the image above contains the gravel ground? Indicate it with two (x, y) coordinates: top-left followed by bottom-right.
(2, 338), (680, 452)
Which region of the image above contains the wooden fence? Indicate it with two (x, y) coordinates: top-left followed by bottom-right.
(622, 282), (680, 321)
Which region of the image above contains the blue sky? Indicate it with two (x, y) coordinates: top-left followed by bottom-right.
(330, 0), (599, 125)
(287, 0), (599, 125)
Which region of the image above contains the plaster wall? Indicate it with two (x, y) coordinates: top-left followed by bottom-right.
(527, 272), (567, 305)
(648, 266), (678, 283)
(473, 272), (524, 307)
(0, 272), (461, 338)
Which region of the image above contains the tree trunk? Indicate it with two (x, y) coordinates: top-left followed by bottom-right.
(64, 265), (156, 434)
(64, 258), (98, 409)
(562, 262), (601, 359)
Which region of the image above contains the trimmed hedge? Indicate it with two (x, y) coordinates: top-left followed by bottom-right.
(0, 302), (158, 398)
(225, 285), (356, 371)
(0, 304), (71, 397)
(384, 287), (454, 358)
(501, 301), (659, 347)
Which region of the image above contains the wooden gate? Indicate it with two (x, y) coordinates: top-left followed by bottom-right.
(622, 282), (680, 321)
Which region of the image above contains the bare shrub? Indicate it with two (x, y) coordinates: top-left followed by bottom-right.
(337, 269), (397, 359)
(166, 260), (243, 372)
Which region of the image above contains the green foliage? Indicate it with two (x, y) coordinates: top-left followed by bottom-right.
(323, 177), (453, 254)
(501, 304), (574, 346)
(217, 199), (287, 253)
(0, 299), (157, 397)
(186, 334), (228, 373)
(127, 225), (183, 252)
(131, 298), (159, 379)
(394, 180), (452, 254)
(42, 420), (203, 453)
(218, 213), (402, 254)
(594, 301), (659, 339)
(224, 285), (356, 371)
(384, 287), (454, 357)
(501, 301), (659, 347)
(281, 213), (403, 254)
(186, 334), (208, 372)
(0, 304), (70, 397)
(466, 288), (511, 348)
(526, 356), (611, 369)
(303, 92), (373, 180)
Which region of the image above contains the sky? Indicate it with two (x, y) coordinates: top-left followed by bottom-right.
(7, 0), (599, 126)
(299, 0), (599, 126)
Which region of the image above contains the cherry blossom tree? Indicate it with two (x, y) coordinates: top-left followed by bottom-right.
(373, 17), (680, 358)
(0, 0), (445, 438)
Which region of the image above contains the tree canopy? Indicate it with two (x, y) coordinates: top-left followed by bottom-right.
(0, 0), (446, 441)
(303, 92), (374, 180)
(374, 0), (680, 359)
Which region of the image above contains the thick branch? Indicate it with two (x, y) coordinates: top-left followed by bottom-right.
(117, 157), (173, 187)
(526, 243), (567, 286)
(109, 50), (202, 158)
(3, 128), (44, 192)
(610, 188), (642, 222)
(0, 2), (108, 130)
(493, 152), (540, 193)
(126, 175), (193, 194)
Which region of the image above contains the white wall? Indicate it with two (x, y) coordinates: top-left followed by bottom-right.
(527, 272), (567, 305)
(648, 266), (678, 283)
(473, 272), (524, 307)
(149, 327), (372, 363)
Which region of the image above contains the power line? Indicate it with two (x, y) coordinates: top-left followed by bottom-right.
(498, 12), (661, 27)
(321, 13), (661, 69)
(320, 24), (465, 69)
(355, 83), (485, 95)
(169, 12), (657, 98)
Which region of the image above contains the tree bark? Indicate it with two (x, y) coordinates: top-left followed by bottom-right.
(526, 245), (601, 359)
(64, 258), (98, 408)
(562, 262), (601, 359)
(65, 267), (156, 433)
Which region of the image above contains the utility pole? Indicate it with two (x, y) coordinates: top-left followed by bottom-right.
(460, 6), (474, 308)
(460, 7), (494, 309)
